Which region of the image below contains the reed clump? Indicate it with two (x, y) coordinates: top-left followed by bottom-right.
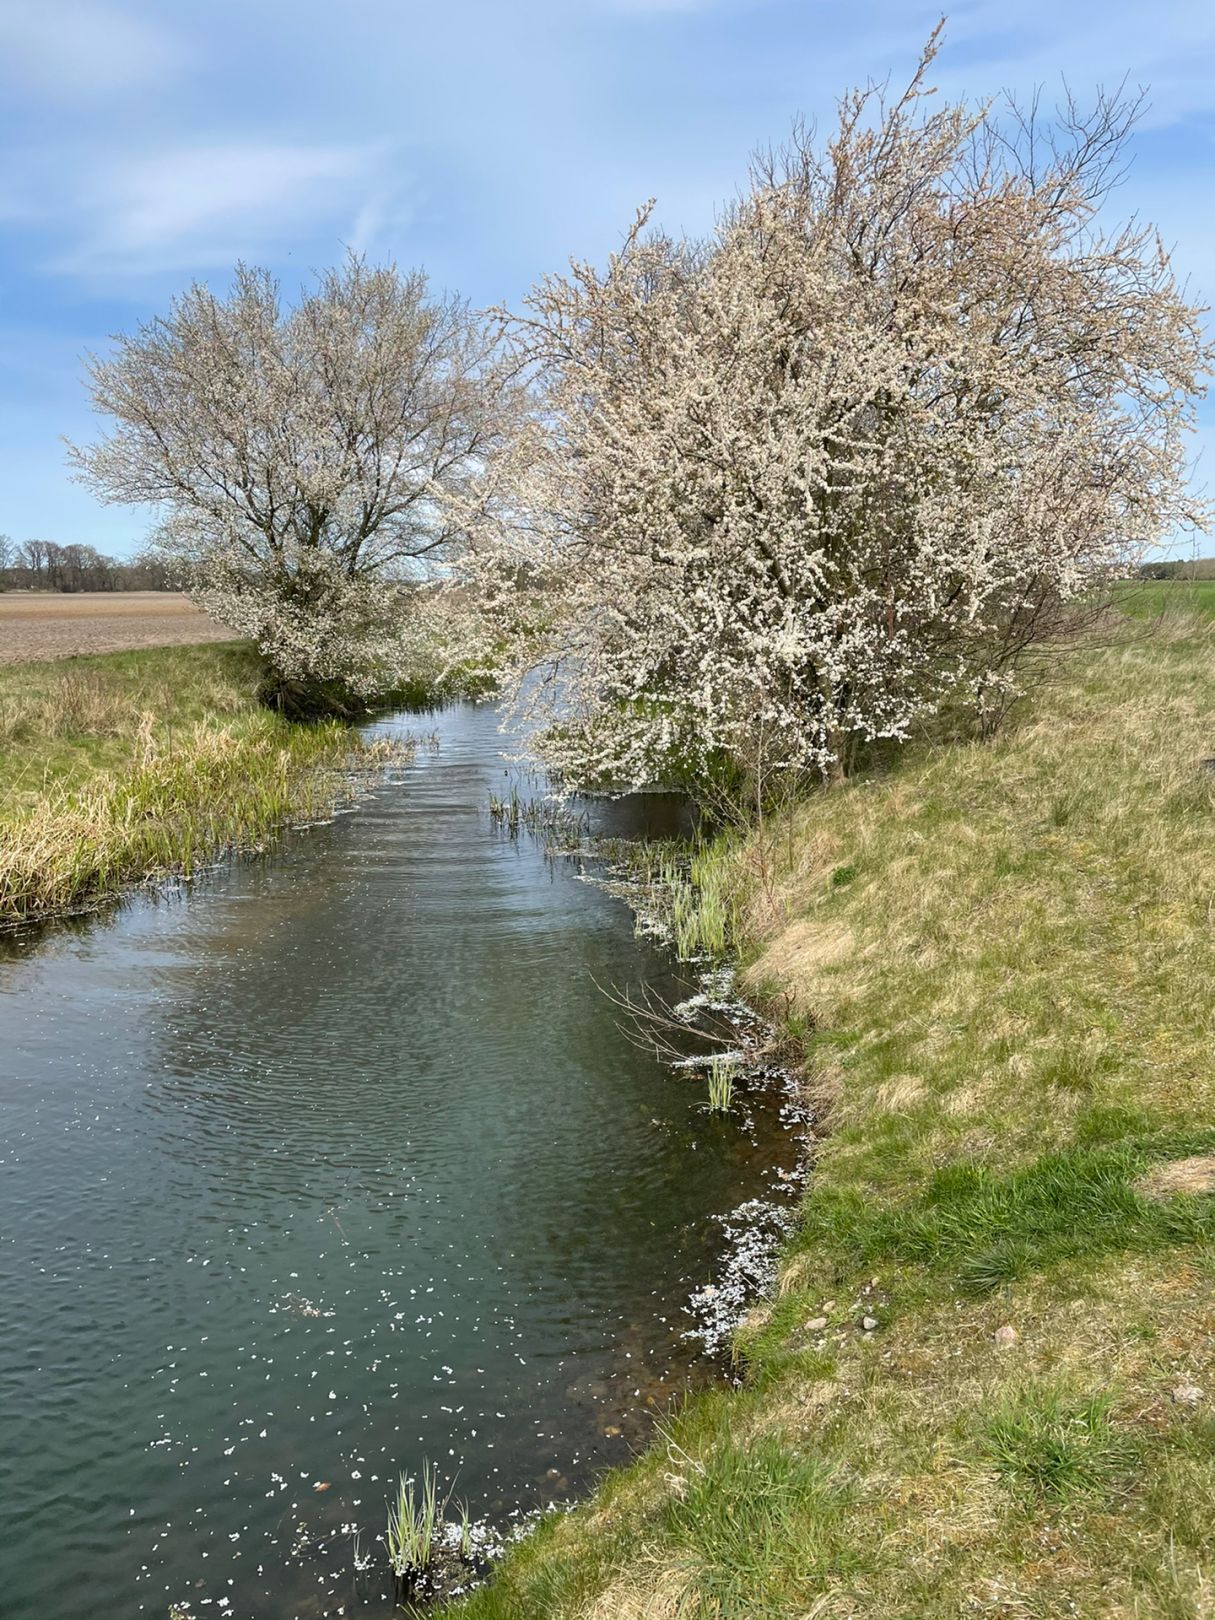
(625, 838), (744, 960)
(385, 1464), (482, 1598)
(705, 1055), (736, 1113)
(387, 1465), (446, 1589)
(487, 786), (590, 842)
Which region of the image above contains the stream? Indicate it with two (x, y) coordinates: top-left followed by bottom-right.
(0, 702), (792, 1619)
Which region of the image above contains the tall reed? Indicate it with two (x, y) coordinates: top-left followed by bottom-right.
(386, 1463), (447, 1587)
(651, 835), (742, 960)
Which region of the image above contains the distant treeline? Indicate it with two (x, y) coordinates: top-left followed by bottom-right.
(0, 535), (171, 592)
(1138, 557), (1215, 580)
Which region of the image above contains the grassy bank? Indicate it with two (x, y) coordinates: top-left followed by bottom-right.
(0, 643), (376, 925)
(443, 604), (1215, 1619)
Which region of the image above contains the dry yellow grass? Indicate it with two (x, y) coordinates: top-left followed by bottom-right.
(1135, 1155), (1215, 1201)
(0, 643), (368, 923)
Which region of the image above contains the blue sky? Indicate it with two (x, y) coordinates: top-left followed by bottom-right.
(2, 0), (1214, 558)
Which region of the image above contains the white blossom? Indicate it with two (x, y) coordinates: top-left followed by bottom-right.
(464, 32), (1211, 788)
(71, 255), (520, 713)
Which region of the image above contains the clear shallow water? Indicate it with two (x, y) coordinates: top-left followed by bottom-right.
(0, 703), (785, 1619)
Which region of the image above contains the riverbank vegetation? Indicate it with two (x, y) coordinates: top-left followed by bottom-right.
(0, 642), (380, 925)
(440, 599), (1215, 1619)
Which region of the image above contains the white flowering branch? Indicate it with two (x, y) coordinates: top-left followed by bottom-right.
(462, 30), (1211, 789)
(71, 255), (521, 714)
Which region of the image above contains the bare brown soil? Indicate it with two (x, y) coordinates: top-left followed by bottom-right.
(0, 592), (237, 663)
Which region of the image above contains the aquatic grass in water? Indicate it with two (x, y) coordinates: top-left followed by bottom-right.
(618, 837), (744, 961)
(487, 787), (590, 842)
(385, 1466), (485, 1599)
(706, 1056), (736, 1113)
(387, 1464), (447, 1588)
(487, 787), (524, 831)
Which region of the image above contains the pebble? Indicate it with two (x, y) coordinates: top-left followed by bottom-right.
(861, 1315), (878, 1332)
(806, 1316), (828, 1332)
(993, 1325), (1018, 1347)
(1172, 1382), (1204, 1406)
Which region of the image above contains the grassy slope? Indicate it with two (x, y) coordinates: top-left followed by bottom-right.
(446, 590), (1215, 1619)
(0, 642), (365, 924)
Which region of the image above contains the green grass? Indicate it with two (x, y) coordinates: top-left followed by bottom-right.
(984, 1387), (1132, 1504)
(792, 1134), (1215, 1295)
(0, 642), (380, 924)
(1111, 576), (1215, 621)
(439, 604), (1215, 1619)
(659, 1427), (855, 1616)
(0, 642), (269, 803)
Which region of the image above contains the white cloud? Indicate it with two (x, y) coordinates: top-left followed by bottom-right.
(0, 1), (180, 97)
(51, 140), (399, 275)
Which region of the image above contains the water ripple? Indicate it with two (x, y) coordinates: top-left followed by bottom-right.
(0, 703), (781, 1618)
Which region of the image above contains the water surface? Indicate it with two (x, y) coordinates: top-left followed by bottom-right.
(0, 703), (780, 1618)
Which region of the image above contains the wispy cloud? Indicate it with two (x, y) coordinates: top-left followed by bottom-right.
(48, 141), (402, 277)
(933, 1), (1215, 127)
(0, 0), (1212, 550)
(0, 1), (180, 98)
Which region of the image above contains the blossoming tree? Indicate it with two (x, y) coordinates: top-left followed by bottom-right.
(470, 33), (1211, 790)
(72, 256), (518, 715)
